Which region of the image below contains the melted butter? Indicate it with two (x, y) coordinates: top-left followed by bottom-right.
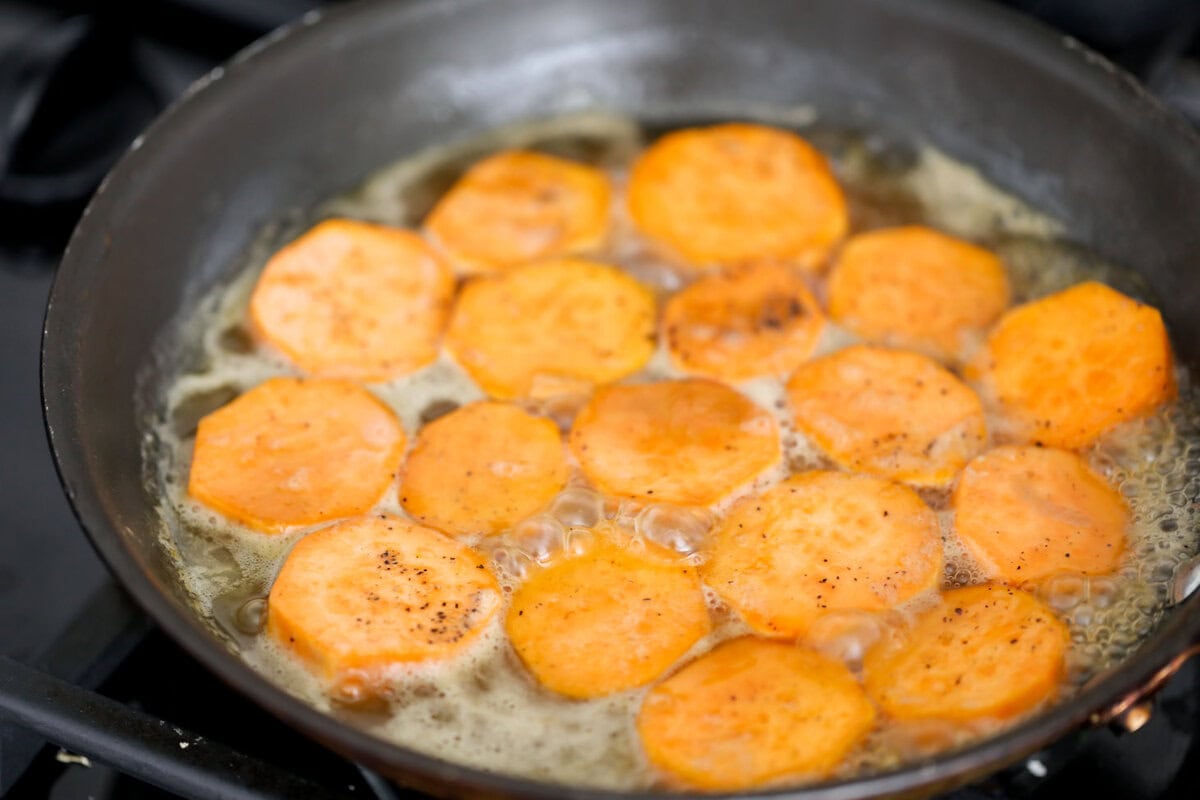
(146, 112), (1200, 790)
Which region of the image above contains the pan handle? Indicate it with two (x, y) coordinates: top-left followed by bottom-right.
(1088, 642), (1200, 731)
(1089, 553), (1200, 732)
(0, 655), (350, 800)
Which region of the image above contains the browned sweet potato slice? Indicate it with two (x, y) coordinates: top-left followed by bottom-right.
(506, 537), (710, 698)
(628, 123), (847, 269)
(702, 471), (942, 637)
(569, 379), (781, 506)
(189, 378), (404, 533)
(965, 281), (1174, 448)
(787, 345), (988, 486)
(400, 402), (569, 539)
(267, 515), (502, 681)
(663, 261), (825, 381)
(827, 226), (1010, 362)
(952, 445), (1128, 582)
(424, 150), (610, 275)
(863, 584), (1068, 721)
(249, 219), (453, 381)
(445, 258), (656, 399)
(637, 637), (875, 790)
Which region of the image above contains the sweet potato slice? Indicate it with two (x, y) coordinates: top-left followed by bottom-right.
(445, 258), (656, 399)
(249, 219), (454, 381)
(662, 261), (825, 381)
(267, 515), (501, 682)
(188, 378), (405, 533)
(637, 637), (875, 790)
(786, 345), (988, 487)
(628, 123), (848, 269)
(702, 472), (942, 638)
(965, 281), (1175, 449)
(863, 584), (1068, 722)
(952, 445), (1128, 583)
(400, 402), (569, 539)
(569, 379), (781, 506)
(827, 226), (1010, 362)
(424, 150), (611, 275)
(506, 537), (710, 699)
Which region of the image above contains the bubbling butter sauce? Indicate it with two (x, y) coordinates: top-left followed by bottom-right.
(144, 112), (1200, 790)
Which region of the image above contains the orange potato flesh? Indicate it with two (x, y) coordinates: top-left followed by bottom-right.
(445, 258), (656, 400)
(505, 537), (711, 699)
(399, 402), (569, 539)
(188, 378), (405, 533)
(637, 637), (875, 791)
(787, 345), (988, 487)
(628, 123), (848, 269)
(569, 379), (782, 506)
(952, 445), (1129, 583)
(424, 150), (611, 275)
(662, 261), (825, 381)
(249, 219), (454, 382)
(702, 471), (942, 638)
(863, 584), (1068, 722)
(965, 281), (1175, 449)
(267, 515), (501, 682)
(827, 226), (1010, 362)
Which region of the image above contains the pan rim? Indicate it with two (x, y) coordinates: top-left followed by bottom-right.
(41, 0), (1200, 798)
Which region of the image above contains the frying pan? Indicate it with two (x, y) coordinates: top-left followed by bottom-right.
(40, 0), (1200, 797)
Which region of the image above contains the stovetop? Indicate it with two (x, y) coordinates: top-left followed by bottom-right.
(1, 1), (1199, 798)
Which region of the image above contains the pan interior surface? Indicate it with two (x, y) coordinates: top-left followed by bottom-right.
(42, 1), (1200, 798)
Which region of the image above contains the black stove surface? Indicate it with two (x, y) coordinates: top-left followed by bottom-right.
(1, 2), (1199, 799)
